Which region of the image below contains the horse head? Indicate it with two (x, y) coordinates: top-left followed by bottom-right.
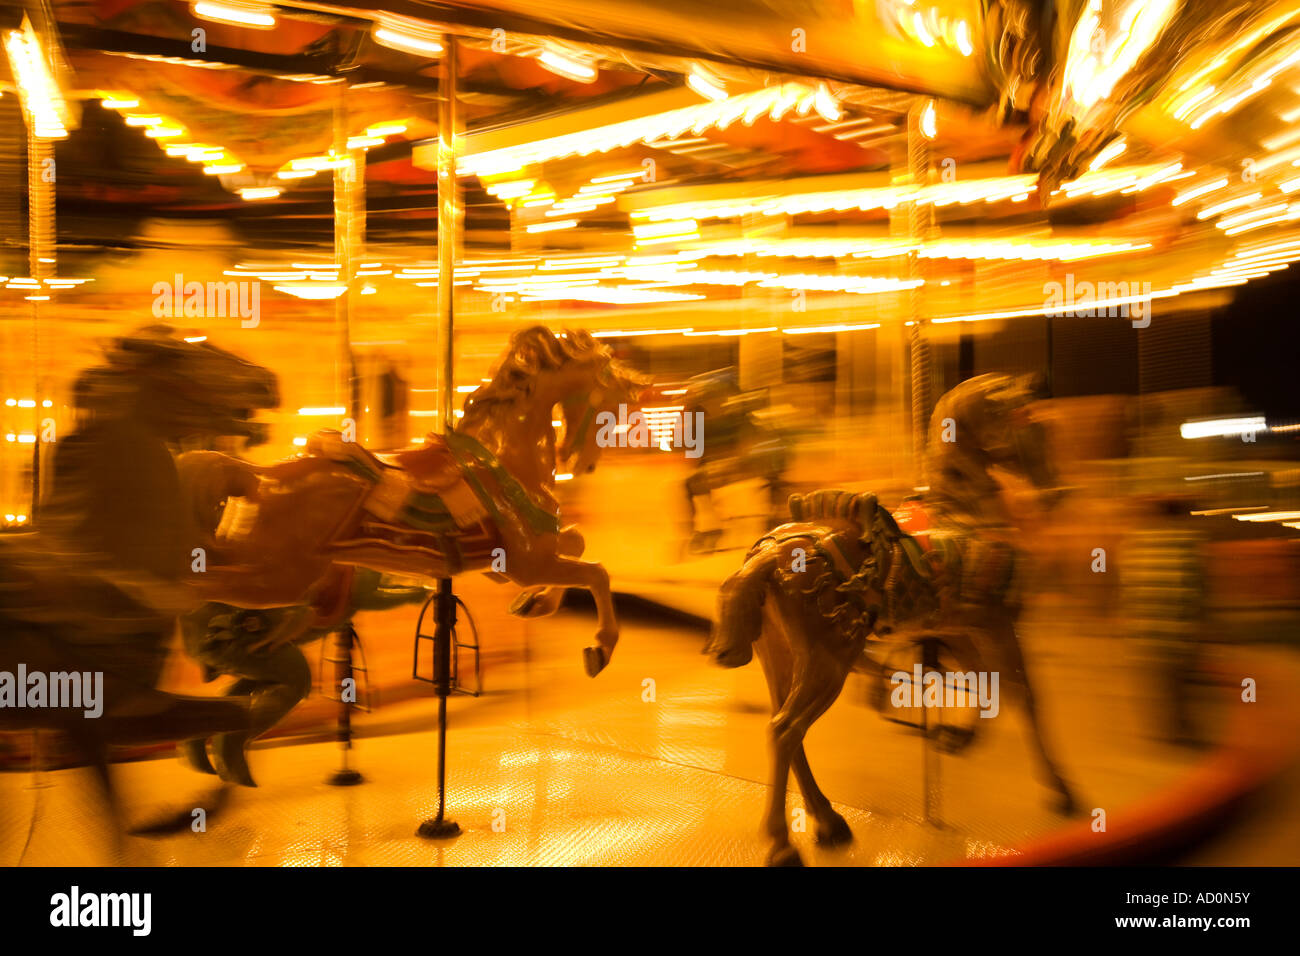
(460, 325), (648, 479)
(83, 325), (279, 446)
(977, 372), (1062, 507)
(553, 331), (649, 477)
(926, 371), (1062, 515)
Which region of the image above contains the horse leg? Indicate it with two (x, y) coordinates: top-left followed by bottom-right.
(792, 747), (852, 848)
(754, 622), (854, 851)
(210, 677), (261, 787)
(686, 471), (723, 554)
(512, 553), (618, 677)
(765, 674), (851, 866)
(752, 633), (796, 865)
(928, 629), (984, 754)
(509, 587), (565, 619)
(760, 690), (799, 866)
(212, 644), (313, 788)
(786, 646), (856, 849)
(178, 737), (218, 776)
(987, 609), (1078, 814)
(756, 599), (856, 865)
(683, 473), (698, 539)
(684, 471), (703, 553)
(65, 722), (128, 863)
(510, 527), (584, 619)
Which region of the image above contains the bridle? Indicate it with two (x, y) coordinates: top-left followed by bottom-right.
(559, 361), (615, 457)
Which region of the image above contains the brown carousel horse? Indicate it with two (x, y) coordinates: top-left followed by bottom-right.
(181, 326), (648, 682)
(707, 373), (1076, 866)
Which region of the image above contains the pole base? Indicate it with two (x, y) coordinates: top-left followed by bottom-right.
(326, 769), (364, 787)
(416, 817), (461, 839)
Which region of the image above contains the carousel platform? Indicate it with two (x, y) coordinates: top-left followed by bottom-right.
(3, 598), (1297, 867)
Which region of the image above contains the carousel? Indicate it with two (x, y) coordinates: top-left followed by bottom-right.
(1, 0), (1299, 868)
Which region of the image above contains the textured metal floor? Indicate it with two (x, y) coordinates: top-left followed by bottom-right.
(0, 726), (1027, 867)
(0, 603), (1207, 866)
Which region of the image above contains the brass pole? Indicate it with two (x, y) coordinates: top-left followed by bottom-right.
(906, 100), (935, 484)
(434, 38), (459, 434)
(333, 89), (360, 420)
(27, 124), (53, 522)
(327, 87), (365, 787)
(416, 35), (463, 842)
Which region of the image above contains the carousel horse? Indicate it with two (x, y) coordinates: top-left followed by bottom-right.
(179, 326), (648, 685)
(681, 368), (793, 555)
(707, 373), (1075, 866)
(0, 325), (278, 832)
(176, 565), (429, 787)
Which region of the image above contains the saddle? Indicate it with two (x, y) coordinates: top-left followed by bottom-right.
(296, 430), (513, 576)
(788, 490), (936, 584)
(891, 497), (947, 581)
(787, 490), (1013, 611)
(307, 430), (489, 532)
(778, 490), (940, 640)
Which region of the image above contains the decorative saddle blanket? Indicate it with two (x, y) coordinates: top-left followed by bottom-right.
(783, 491), (1015, 627)
(304, 429), (561, 576)
(307, 430), (489, 533)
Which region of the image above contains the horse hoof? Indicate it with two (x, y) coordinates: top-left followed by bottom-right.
(130, 786), (229, 836)
(509, 591), (539, 617)
(934, 726), (977, 755)
(1050, 787), (1079, 817)
(129, 808), (200, 836)
(766, 845), (804, 867)
(583, 646), (608, 678)
(712, 646), (753, 669)
(216, 764), (257, 789)
(178, 739), (218, 776)
(213, 740), (257, 788)
(815, 813), (854, 848)
(868, 680), (888, 714)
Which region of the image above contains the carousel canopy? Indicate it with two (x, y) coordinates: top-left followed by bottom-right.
(3, 0), (1300, 335)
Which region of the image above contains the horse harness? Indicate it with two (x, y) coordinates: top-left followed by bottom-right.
(754, 496), (1015, 647)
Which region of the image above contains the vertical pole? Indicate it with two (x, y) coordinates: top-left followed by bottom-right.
(326, 625), (363, 785)
(433, 38), (459, 436)
(27, 128), (52, 524)
(417, 37), (462, 840)
(326, 89), (364, 786)
(333, 89), (360, 420)
(906, 101), (934, 487)
(921, 636), (941, 826)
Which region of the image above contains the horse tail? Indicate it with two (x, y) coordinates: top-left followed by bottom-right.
(707, 543), (780, 668)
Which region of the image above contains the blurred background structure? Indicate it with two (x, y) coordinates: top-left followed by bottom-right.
(1, 0), (1298, 865)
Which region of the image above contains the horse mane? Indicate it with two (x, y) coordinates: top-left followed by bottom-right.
(459, 326), (607, 429)
(70, 325), (175, 411)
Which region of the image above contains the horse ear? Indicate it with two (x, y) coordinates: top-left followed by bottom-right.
(120, 324), (182, 351)
(111, 324), (184, 368)
(618, 366), (654, 405)
(510, 326), (548, 371)
(983, 372), (1023, 405)
(565, 328), (598, 355)
(1016, 371), (1047, 400)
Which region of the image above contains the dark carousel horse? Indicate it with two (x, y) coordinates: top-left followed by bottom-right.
(681, 368), (793, 555)
(0, 325), (278, 839)
(707, 373), (1076, 866)
(175, 565), (428, 787)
